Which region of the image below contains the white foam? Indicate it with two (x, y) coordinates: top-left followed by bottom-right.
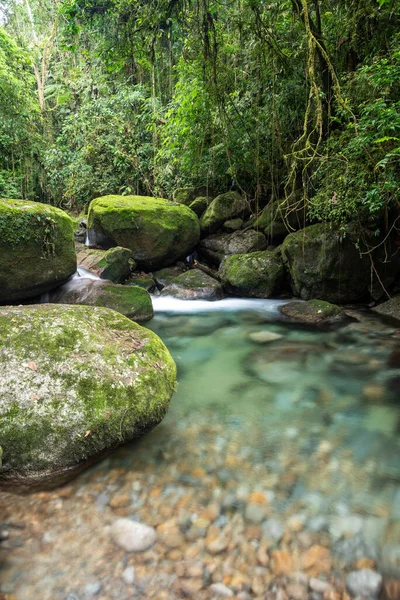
(76, 267), (101, 281)
(152, 295), (289, 315)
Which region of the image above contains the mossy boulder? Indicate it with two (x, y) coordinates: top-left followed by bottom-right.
(87, 195), (200, 270)
(199, 230), (267, 266)
(173, 186), (215, 206)
(127, 274), (157, 292)
(77, 246), (135, 282)
(281, 224), (400, 303)
(48, 279), (153, 322)
(219, 250), (284, 298)
(0, 198), (77, 303)
(253, 198), (306, 242)
(223, 218), (243, 232)
(200, 192), (248, 235)
(0, 304), (176, 488)
(188, 196), (213, 217)
(161, 269), (224, 300)
(279, 299), (348, 327)
(153, 265), (187, 289)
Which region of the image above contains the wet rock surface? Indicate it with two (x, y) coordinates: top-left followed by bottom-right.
(161, 269), (224, 300)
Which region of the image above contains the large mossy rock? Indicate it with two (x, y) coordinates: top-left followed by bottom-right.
(188, 196), (213, 217)
(0, 304), (176, 488)
(161, 269), (224, 300)
(199, 230), (267, 266)
(0, 198), (76, 303)
(279, 299), (348, 327)
(173, 186), (215, 206)
(87, 195), (200, 270)
(281, 224), (400, 303)
(253, 197), (305, 242)
(77, 246), (135, 282)
(200, 192), (248, 235)
(48, 278), (154, 322)
(219, 250), (284, 298)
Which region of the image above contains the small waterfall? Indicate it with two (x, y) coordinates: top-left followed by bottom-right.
(151, 295), (289, 315)
(76, 267), (101, 281)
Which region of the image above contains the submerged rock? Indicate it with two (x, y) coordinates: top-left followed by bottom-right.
(0, 304), (176, 488)
(200, 192), (248, 234)
(199, 230), (267, 265)
(161, 269), (223, 300)
(77, 246), (135, 283)
(87, 195), (200, 270)
(346, 569), (382, 599)
(281, 223), (400, 303)
(219, 250), (284, 298)
(0, 198), (76, 303)
(279, 299), (347, 327)
(46, 278), (154, 322)
(110, 518), (157, 552)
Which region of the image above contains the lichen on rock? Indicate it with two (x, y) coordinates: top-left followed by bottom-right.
(0, 304), (176, 488)
(0, 198), (76, 302)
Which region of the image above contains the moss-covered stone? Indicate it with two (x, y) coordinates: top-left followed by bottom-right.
(200, 192), (248, 235)
(87, 195), (200, 270)
(253, 197), (306, 242)
(281, 223), (400, 303)
(0, 304), (176, 488)
(153, 265), (187, 289)
(161, 269), (223, 300)
(188, 196), (213, 217)
(279, 299), (347, 326)
(223, 218), (243, 232)
(49, 279), (153, 322)
(77, 246), (135, 282)
(199, 230), (267, 266)
(0, 198), (77, 302)
(219, 250), (284, 298)
(173, 186), (215, 206)
(127, 274), (157, 292)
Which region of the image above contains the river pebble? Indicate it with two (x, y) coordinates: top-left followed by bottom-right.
(346, 569), (382, 598)
(110, 518), (156, 552)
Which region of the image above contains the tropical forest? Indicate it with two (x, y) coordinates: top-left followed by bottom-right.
(0, 0), (400, 598)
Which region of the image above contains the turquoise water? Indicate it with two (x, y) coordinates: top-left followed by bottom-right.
(1, 298), (400, 599)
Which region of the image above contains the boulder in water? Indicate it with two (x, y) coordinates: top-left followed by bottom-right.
(48, 278), (153, 322)
(153, 265), (187, 289)
(199, 230), (267, 266)
(161, 269), (223, 300)
(87, 195), (200, 270)
(281, 223), (400, 303)
(77, 246), (135, 282)
(219, 250), (284, 298)
(200, 192), (248, 235)
(279, 299), (348, 327)
(372, 296), (400, 323)
(0, 304), (176, 488)
(0, 198), (76, 302)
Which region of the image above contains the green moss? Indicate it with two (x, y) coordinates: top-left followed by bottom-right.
(219, 250), (284, 298)
(0, 304), (176, 485)
(0, 198), (77, 302)
(87, 195), (200, 270)
(279, 299), (344, 325)
(200, 192), (248, 234)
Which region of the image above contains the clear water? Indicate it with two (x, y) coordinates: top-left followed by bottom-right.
(1, 299), (400, 599)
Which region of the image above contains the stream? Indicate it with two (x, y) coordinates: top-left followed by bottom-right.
(1, 298), (400, 599)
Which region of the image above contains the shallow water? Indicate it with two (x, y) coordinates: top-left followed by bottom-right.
(1, 299), (400, 599)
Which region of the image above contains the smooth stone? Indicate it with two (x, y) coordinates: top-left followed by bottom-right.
(110, 519), (156, 552)
(346, 569), (382, 599)
(245, 503), (268, 523)
(329, 515), (364, 540)
(261, 518), (284, 542)
(248, 331), (283, 344)
(209, 582), (234, 597)
(84, 581), (102, 597)
(121, 566), (135, 585)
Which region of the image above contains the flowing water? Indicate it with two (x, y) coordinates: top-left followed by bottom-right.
(1, 298), (400, 599)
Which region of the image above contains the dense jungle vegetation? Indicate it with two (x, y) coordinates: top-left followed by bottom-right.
(0, 0), (399, 233)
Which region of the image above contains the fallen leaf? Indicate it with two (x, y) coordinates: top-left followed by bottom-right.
(84, 430), (92, 438)
(27, 361), (38, 371)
